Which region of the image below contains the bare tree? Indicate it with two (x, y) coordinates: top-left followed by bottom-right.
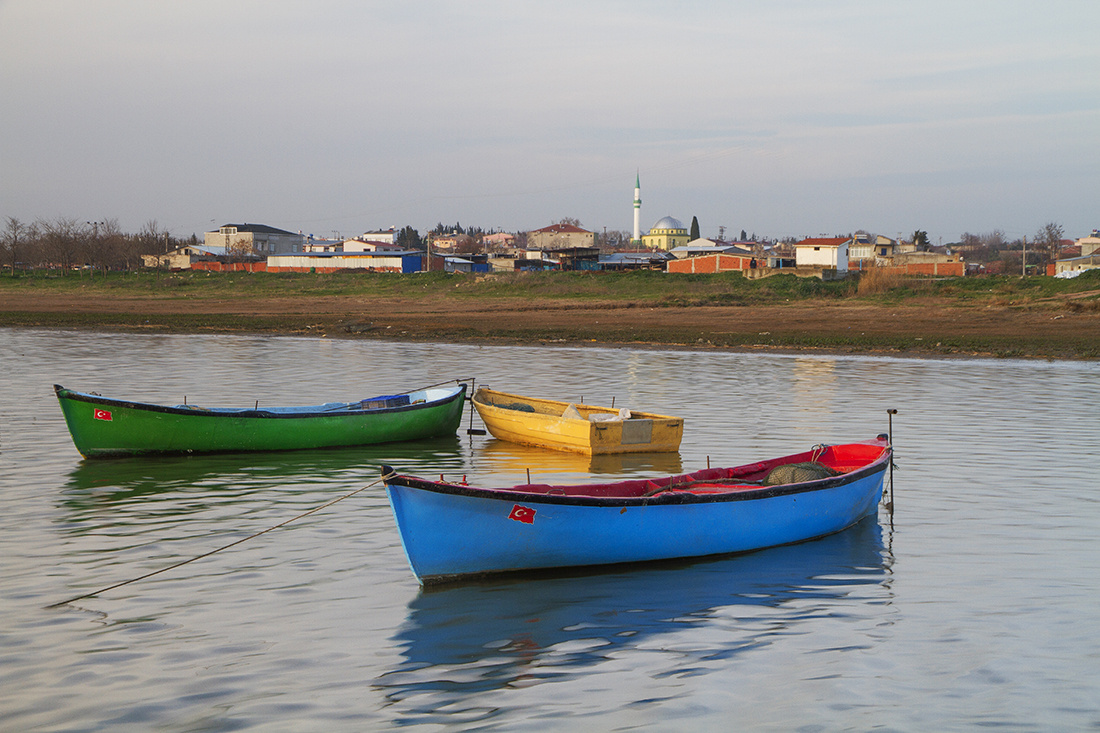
(226, 235), (255, 262)
(39, 217), (82, 273)
(597, 229), (632, 251)
(132, 219), (170, 270)
(82, 219), (125, 274)
(453, 234), (479, 255)
(1033, 222), (1064, 266)
(2, 217), (35, 274)
(960, 232), (981, 248)
(137, 220), (168, 253)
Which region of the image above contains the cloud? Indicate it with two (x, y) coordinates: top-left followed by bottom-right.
(1, 0), (1098, 239)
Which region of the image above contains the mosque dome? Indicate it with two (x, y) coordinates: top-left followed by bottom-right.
(651, 216), (684, 231)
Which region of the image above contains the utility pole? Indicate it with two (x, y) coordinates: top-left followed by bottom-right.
(1022, 236), (1027, 276)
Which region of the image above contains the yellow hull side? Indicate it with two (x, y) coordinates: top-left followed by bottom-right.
(472, 387), (683, 455)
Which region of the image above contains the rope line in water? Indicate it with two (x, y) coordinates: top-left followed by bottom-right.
(48, 471), (397, 609)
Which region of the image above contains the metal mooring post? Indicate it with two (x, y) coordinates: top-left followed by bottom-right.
(886, 408), (897, 518)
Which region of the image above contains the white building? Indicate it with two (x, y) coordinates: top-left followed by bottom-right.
(361, 228), (397, 245)
(266, 251), (422, 273)
(342, 238), (403, 253)
(794, 237), (851, 272)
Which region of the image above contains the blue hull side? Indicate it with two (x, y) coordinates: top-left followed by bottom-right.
(385, 468), (886, 583)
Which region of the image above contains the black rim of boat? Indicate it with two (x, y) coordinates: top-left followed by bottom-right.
(383, 450), (890, 508)
(54, 383), (467, 419)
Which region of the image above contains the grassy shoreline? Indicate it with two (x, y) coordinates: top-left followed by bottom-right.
(3, 269), (1099, 359)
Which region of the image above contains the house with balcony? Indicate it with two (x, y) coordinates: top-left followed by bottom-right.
(1077, 230), (1100, 257)
(849, 234), (899, 269)
(483, 232), (516, 250)
(205, 224), (303, 255)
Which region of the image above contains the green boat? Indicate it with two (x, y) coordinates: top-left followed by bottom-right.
(54, 382), (468, 459)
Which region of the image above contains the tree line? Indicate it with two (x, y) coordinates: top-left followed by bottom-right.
(957, 223), (1066, 271)
(1, 216), (198, 275)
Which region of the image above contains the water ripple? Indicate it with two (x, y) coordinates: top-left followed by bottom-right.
(1, 329), (1098, 731)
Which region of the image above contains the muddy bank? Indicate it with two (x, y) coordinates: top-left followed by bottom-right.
(2, 291), (1098, 359)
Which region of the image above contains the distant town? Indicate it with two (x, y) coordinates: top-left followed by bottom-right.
(4, 212), (1099, 280)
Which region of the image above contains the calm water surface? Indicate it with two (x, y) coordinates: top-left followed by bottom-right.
(1, 328), (1098, 731)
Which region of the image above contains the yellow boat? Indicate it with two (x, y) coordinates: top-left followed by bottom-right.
(471, 387), (683, 455)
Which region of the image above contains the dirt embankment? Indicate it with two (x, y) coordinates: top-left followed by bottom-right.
(2, 290), (1098, 359)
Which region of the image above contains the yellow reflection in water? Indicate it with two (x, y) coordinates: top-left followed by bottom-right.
(473, 439), (682, 485)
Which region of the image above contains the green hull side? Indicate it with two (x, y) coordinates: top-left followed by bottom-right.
(56, 386), (467, 458)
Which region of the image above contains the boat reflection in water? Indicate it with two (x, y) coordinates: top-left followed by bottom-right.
(60, 436), (467, 515)
(377, 517), (891, 715)
(473, 439), (683, 484)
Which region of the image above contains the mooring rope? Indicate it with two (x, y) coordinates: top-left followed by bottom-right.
(48, 469), (398, 609)
(396, 377), (477, 397)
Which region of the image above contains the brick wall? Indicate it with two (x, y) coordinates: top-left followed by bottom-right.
(873, 262), (965, 277)
(666, 254), (753, 274)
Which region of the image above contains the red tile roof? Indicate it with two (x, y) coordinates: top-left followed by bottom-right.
(795, 237), (850, 247)
(531, 223), (592, 234)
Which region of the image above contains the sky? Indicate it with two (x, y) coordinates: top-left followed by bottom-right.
(2, 1), (1098, 244)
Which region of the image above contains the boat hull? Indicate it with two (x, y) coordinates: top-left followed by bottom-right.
(472, 387), (683, 455)
(384, 439), (890, 583)
(55, 383), (467, 458)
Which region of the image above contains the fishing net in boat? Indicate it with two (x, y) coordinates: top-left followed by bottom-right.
(763, 461), (840, 486)
(499, 402), (536, 412)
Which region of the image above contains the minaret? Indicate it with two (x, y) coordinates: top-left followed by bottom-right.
(632, 172), (642, 246)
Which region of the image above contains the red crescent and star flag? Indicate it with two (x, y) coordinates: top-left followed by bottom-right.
(508, 504), (535, 524)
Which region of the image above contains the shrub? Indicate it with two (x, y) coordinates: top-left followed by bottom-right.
(856, 268), (903, 296)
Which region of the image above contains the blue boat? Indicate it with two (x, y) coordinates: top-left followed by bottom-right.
(382, 436), (892, 584)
